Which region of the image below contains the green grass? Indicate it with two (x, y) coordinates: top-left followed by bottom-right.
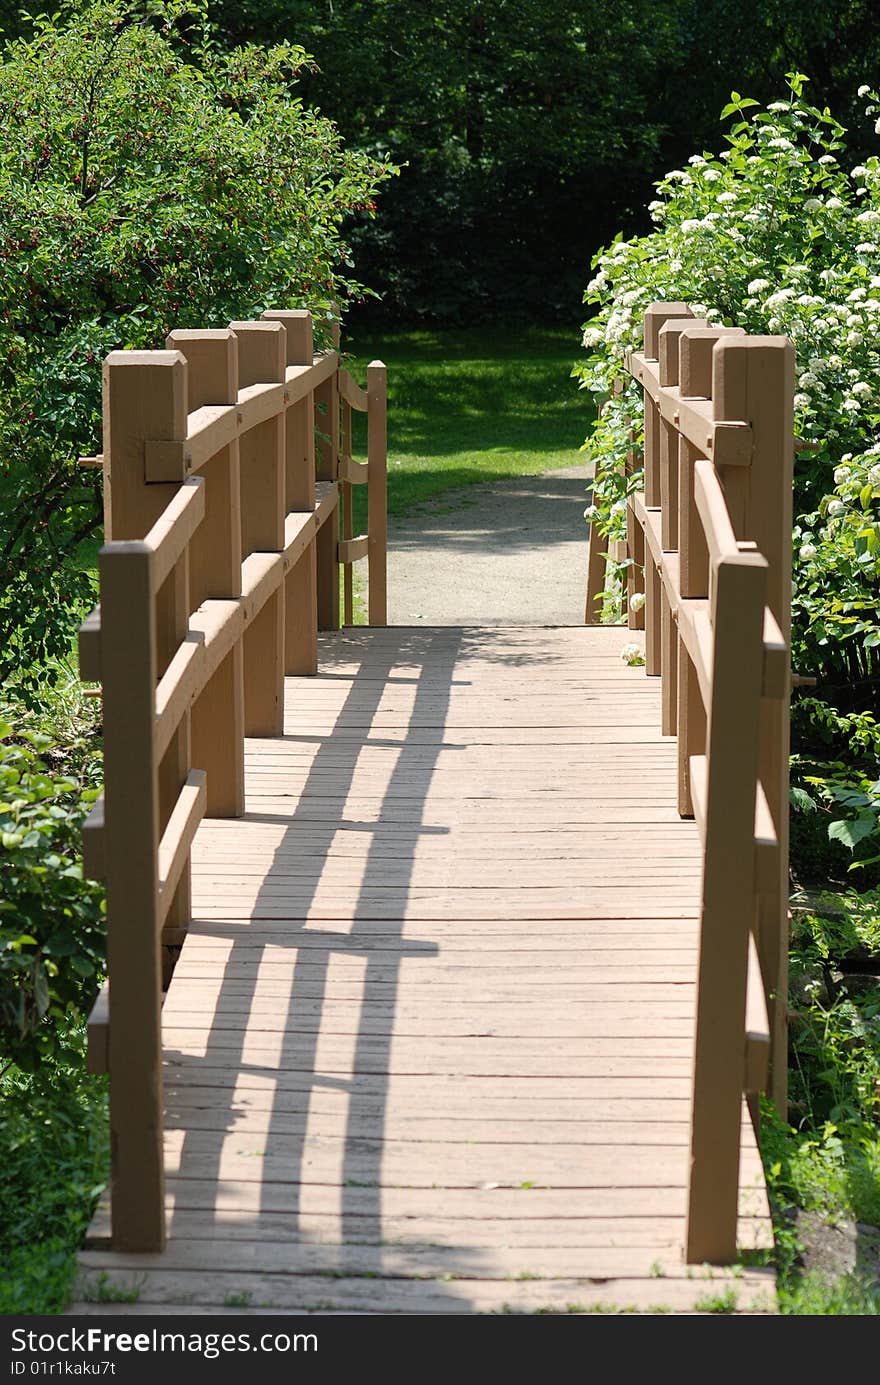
(342, 324), (592, 517)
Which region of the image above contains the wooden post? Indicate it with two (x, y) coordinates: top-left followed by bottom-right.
(642, 305), (692, 510)
(676, 327), (744, 598)
(315, 331), (340, 630)
(658, 319), (701, 552)
(232, 320), (286, 555)
(104, 347), (194, 941)
(262, 309), (319, 677)
(103, 350), (187, 541)
(686, 551), (768, 1263)
(100, 543), (165, 1251)
(676, 641), (705, 817)
(156, 548), (192, 940)
(341, 394), (354, 624)
(714, 335), (795, 1112)
(644, 549), (661, 676)
(367, 360), (388, 627)
(660, 592), (677, 737)
(101, 349), (186, 1251)
(626, 502), (645, 630)
(584, 522), (606, 624)
(231, 321), (286, 737)
(166, 329), (245, 816)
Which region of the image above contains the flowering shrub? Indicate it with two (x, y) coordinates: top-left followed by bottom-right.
(575, 74), (880, 694)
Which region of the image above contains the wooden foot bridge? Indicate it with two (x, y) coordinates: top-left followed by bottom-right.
(71, 305), (793, 1314)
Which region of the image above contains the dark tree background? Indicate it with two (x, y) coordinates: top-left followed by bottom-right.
(4, 0), (880, 321)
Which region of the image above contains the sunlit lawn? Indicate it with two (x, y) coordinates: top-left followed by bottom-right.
(343, 323), (593, 516)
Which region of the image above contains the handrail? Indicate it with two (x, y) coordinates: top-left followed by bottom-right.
(77, 309), (387, 1252)
(618, 302), (793, 1264)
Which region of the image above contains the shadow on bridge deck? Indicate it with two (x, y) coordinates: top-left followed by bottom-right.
(75, 624), (776, 1314)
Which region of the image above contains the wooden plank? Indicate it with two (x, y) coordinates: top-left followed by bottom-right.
(285, 540), (318, 677)
(81, 794), (105, 882)
(86, 983), (109, 1075)
(78, 604), (102, 682)
(143, 478), (205, 591)
(367, 361), (388, 626)
(693, 458), (739, 567)
(85, 1203), (772, 1251)
(77, 1240), (740, 1280)
(337, 534), (369, 564)
(745, 933), (770, 1093)
(337, 453), (369, 485)
(337, 368), (369, 411)
(98, 539), (165, 1251)
(69, 1269), (775, 1314)
(157, 770), (207, 917)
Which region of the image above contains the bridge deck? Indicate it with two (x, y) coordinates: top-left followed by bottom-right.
(76, 625), (776, 1314)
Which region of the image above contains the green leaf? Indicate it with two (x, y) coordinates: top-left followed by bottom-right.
(828, 815), (878, 850)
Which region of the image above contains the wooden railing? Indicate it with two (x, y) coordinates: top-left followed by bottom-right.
(77, 310), (387, 1251)
(616, 303), (794, 1262)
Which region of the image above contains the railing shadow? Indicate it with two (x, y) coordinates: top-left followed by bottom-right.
(165, 625), (512, 1298)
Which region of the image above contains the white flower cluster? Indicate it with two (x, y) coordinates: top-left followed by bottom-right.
(575, 82), (880, 618)
(620, 642), (645, 666)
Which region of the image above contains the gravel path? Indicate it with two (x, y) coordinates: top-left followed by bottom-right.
(387, 463), (591, 625)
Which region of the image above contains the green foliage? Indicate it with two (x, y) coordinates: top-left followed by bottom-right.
(694, 1288), (738, 1313)
(81, 1271), (143, 1303)
(0, 1039), (108, 1315)
(9, 0), (880, 325)
(0, 0), (392, 692)
(760, 890), (880, 1312)
(778, 1269), (880, 1314)
(0, 687), (104, 1071)
(575, 77), (880, 702)
(205, 0), (690, 323)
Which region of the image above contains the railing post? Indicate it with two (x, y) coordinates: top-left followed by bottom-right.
(367, 360), (388, 626)
(675, 326), (745, 813)
(231, 320), (286, 736)
(264, 310), (318, 675)
(686, 551), (768, 1264)
(638, 306), (692, 675)
(713, 335), (795, 1112)
(101, 350), (188, 1251)
(315, 321), (341, 630)
(625, 422), (645, 630)
(340, 391), (354, 625)
(166, 329), (245, 816)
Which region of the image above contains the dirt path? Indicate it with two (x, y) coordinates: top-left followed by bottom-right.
(387, 463), (591, 625)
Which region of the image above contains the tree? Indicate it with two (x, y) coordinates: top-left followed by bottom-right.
(209, 0), (687, 321)
(0, 0), (391, 692)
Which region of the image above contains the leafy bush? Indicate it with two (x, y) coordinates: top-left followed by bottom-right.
(0, 0), (393, 694)
(0, 1038), (108, 1314)
(0, 700), (104, 1071)
(575, 75), (880, 698)
(768, 925), (880, 1228)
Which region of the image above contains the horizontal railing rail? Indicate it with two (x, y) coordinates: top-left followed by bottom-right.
(78, 310), (386, 1251)
(619, 303), (794, 1263)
